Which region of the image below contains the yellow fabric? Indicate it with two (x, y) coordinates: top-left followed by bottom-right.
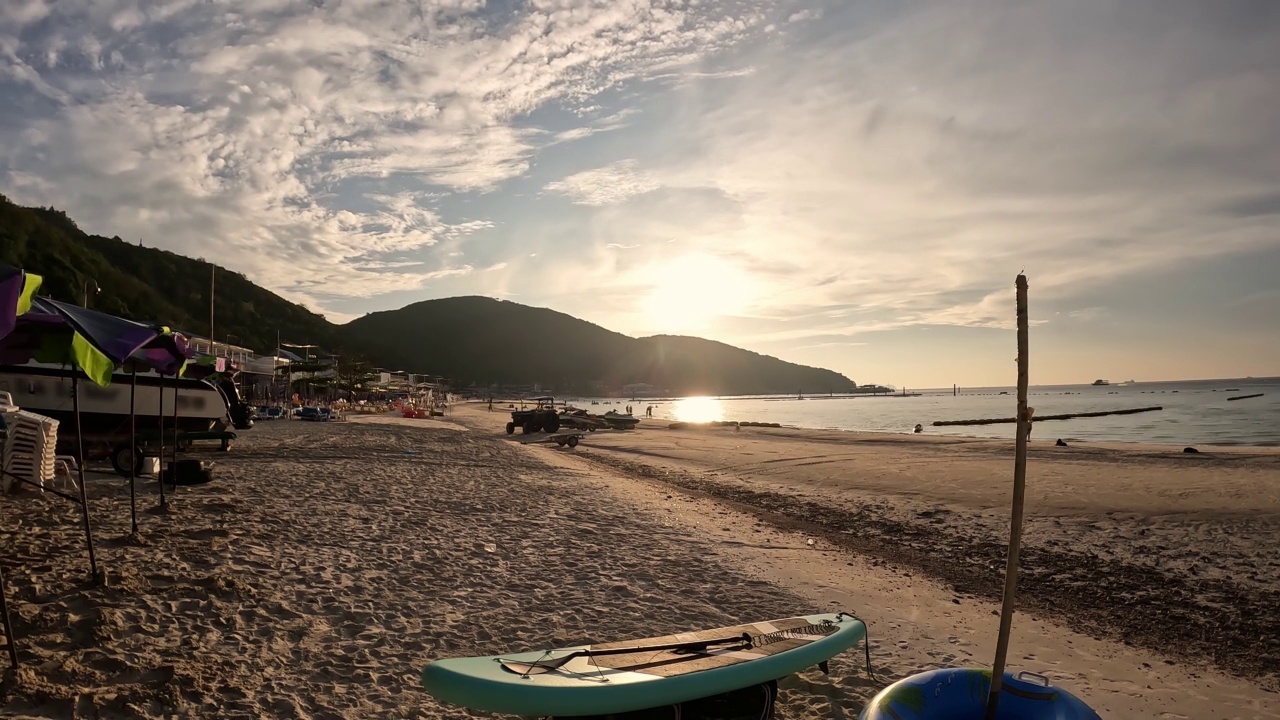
(17, 272), (41, 314)
(71, 332), (115, 387)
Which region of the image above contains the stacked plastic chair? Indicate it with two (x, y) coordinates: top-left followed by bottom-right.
(2, 407), (59, 492)
(0, 391), (20, 490)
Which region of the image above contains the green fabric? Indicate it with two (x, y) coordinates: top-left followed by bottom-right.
(17, 272), (41, 314)
(71, 332), (115, 387)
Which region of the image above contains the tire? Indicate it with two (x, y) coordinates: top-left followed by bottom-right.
(110, 444), (144, 477)
(556, 439), (566, 447)
(567, 436), (579, 448)
(544, 416), (561, 433)
(505, 422), (515, 435)
(523, 422), (536, 434)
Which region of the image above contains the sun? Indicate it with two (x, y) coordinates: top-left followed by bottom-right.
(641, 253), (752, 332)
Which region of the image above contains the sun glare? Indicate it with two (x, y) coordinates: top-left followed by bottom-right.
(642, 253), (751, 332)
(673, 396), (724, 424)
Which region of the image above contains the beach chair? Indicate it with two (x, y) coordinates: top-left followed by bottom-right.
(52, 456), (80, 492)
(2, 410), (59, 493)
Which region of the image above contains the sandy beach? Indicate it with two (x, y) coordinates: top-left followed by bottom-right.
(0, 408), (1276, 718)
(532, 415), (1280, 686)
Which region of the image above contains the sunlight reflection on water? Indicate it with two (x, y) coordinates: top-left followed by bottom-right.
(673, 396), (725, 424)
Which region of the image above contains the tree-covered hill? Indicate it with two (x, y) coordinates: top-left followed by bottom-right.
(2, 194), (855, 394)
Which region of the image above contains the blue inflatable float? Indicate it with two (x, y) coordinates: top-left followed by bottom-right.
(860, 668), (1102, 720)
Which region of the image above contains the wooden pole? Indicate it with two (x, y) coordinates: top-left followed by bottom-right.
(985, 273), (1030, 719)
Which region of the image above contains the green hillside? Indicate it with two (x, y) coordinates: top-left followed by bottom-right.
(0, 194), (335, 352)
(1, 194), (856, 394)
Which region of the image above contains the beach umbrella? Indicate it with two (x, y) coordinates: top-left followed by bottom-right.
(30, 298), (160, 386)
(0, 264), (42, 341)
(1, 297), (161, 386)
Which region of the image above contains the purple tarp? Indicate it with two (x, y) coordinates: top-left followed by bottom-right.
(0, 296), (194, 378)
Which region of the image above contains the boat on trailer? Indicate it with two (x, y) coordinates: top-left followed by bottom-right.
(0, 362), (254, 468)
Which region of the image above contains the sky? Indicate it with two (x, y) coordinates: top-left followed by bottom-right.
(2, 0), (1278, 388)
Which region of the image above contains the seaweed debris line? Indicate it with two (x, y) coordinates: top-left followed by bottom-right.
(932, 406), (1163, 427)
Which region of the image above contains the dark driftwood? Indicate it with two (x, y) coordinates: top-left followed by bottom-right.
(1227, 393), (1263, 402)
(933, 405), (1163, 427)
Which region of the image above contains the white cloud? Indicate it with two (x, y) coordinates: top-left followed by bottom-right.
(544, 159), (660, 206)
(0, 0), (776, 315)
(559, 1), (1280, 345)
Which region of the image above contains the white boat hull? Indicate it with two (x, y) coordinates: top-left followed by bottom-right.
(0, 364), (233, 440)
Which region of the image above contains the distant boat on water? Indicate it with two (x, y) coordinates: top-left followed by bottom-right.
(1092, 379), (1110, 386)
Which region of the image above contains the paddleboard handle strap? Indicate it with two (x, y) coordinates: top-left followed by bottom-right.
(834, 611), (878, 683)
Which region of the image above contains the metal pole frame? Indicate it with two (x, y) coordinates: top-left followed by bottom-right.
(129, 367), (138, 534)
(71, 374), (100, 583)
(170, 373), (179, 494)
(157, 373), (167, 508)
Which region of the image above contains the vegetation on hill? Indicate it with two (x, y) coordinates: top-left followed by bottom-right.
(341, 297), (854, 394)
(2, 195), (855, 394)
(1, 194), (335, 352)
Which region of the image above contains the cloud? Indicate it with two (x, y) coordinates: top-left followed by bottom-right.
(3, 0), (1277, 388)
(543, 159), (661, 206)
(549, 109), (639, 145)
(0, 0), (775, 315)
(554, 0), (1280, 347)
(1066, 307), (1109, 322)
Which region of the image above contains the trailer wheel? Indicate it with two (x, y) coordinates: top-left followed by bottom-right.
(505, 422), (515, 435)
(567, 436), (579, 448)
(556, 439), (567, 447)
(111, 445), (144, 477)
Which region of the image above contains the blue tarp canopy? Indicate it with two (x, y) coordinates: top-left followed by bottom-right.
(0, 286), (194, 385)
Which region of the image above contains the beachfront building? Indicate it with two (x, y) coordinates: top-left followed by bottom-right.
(185, 335), (255, 364)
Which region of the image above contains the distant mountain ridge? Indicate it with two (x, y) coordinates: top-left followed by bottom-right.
(1, 194), (855, 394)
(341, 297), (855, 395)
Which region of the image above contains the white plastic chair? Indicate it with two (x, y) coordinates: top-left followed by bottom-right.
(52, 456), (80, 492)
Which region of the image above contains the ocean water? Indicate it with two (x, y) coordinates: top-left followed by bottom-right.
(570, 378), (1280, 446)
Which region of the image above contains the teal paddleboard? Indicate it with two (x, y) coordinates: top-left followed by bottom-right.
(421, 612), (867, 716)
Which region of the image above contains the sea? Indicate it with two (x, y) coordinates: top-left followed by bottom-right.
(569, 377), (1280, 447)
